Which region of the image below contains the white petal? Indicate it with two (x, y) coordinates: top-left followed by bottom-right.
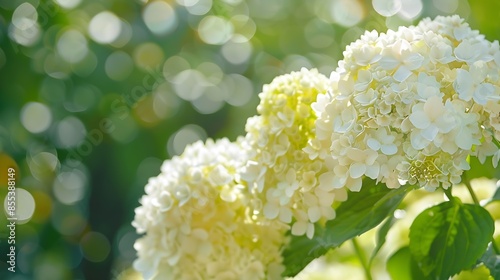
(240, 161), (260, 181)
(493, 151), (500, 168)
(279, 207), (293, 223)
(158, 191), (173, 212)
(332, 175), (347, 189)
(347, 178), (362, 192)
(454, 69), (474, 101)
(349, 162), (366, 179)
(404, 53), (424, 70)
(367, 138), (381, 151)
(453, 26), (469, 40)
(423, 95), (445, 121)
(346, 148), (366, 162)
(316, 190), (335, 206)
(474, 83), (494, 105)
(440, 140), (458, 154)
(308, 207), (322, 223)
(306, 223), (315, 239)
(420, 125), (439, 141)
(321, 207), (336, 220)
(319, 172), (336, 191)
(454, 40), (478, 63)
(393, 66), (412, 82)
(455, 129), (474, 150)
(409, 110), (430, 129)
(263, 203), (279, 219)
(410, 130), (429, 150)
(291, 221), (308, 236)
(379, 56), (399, 70)
(381, 144), (398, 155)
(365, 163), (380, 179)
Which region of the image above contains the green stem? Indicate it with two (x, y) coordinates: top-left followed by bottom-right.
(352, 238), (373, 280)
(464, 180), (480, 205)
(464, 178), (500, 254)
(443, 187), (454, 201)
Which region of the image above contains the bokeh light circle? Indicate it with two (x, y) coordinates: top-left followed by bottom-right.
(221, 40), (253, 64)
(57, 29), (88, 63)
(4, 188), (36, 224)
(331, 0), (365, 27)
(54, 0), (82, 9)
(143, 1), (178, 35)
(105, 51), (134, 81)
(185, 0), (212, 15)
(167, 124), (207, 156)
(398, 0), (423, 20)
(20, 102), (52, 134)
(55, 116), (87, 149)
(173, 69), (208, 101)
(198, 16), (234, 45)
(80, 231), (111, 262)
(230, 15), (256, 43)
(192, 86), (225, 114)
(88, 11), (122, 44)
(373, 0), (402, 17)
(163, 56), (190, 82)
(432, 0), (459, 13)
(12, 2), (37, 29)
(133, 42), (164, 70)
(53, 170), (87, 205)
(28, 151), (60, 181)
(224, 74), (253, 107)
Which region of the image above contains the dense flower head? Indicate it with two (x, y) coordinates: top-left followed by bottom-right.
(242, 68), (348, 238)
(310, 15), (500, 191)
(132, 138), (287, 280)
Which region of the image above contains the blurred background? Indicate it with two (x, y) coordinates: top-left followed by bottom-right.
(0, 0), (499, 279)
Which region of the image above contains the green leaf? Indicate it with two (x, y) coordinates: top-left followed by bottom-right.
(387, 246), (425, 280)
(282, 180), (409, 277)
(281, 224), (329, 277)
(322, 180), (409, 247)
(480, 244), (500, 279)
(409, 198), (495, 280)
(369, 215), (396, 267)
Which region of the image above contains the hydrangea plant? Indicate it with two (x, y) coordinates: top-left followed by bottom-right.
(133, 16), (500, 280)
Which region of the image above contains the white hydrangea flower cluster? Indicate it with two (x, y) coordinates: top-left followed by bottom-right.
(242, 68), (348, 239)
(310, 15), (500, 191)
(132, 138), (287, 280)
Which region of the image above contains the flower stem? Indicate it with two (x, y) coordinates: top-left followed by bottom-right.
(464, 180), (480, 205)
(443, 187), (454, 201)
(352, 238), (373, 280)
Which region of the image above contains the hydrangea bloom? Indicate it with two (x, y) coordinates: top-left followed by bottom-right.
(310, 15), (500, 191)
(132, 138), (287, 280)
(242, 68), (348, 238)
